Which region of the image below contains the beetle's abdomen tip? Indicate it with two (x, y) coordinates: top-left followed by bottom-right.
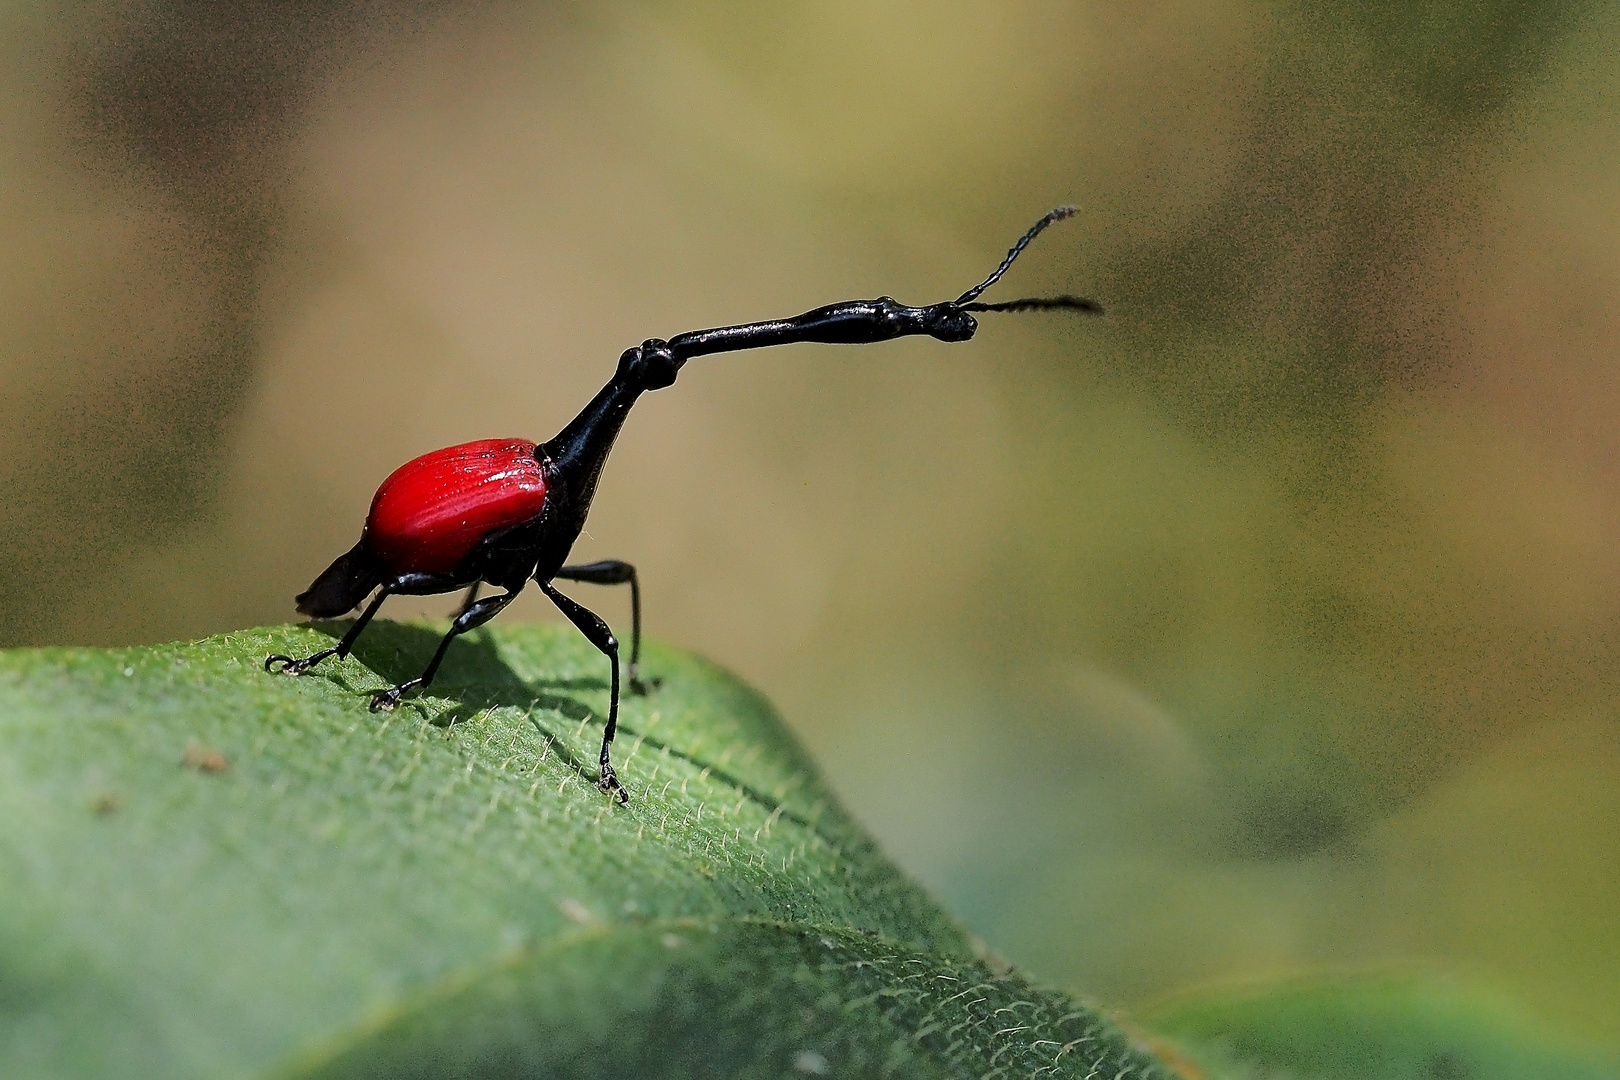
(295, 540), (383, 618)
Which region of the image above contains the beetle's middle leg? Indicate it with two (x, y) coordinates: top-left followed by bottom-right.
(369, 587), (521, 712)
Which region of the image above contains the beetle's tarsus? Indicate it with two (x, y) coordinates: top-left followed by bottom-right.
(369, 685), (409, 711)
(629, 668), (661, 696)
(598, 763), (629, 804)
(266, 651), (332, 676)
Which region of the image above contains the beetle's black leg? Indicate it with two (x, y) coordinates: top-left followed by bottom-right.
(455, 581), (481, 618)
(553, 559), (658, 694)
(369, 588), (520, 712)
(266, 585), (393, 675)
(539, 580), (627, 803)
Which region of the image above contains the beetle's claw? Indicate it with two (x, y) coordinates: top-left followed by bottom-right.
(598, 764), (629, 804)
(369, 686), (404, 712)
(267, 647), (340, 676)
(628, 667), (661, 696)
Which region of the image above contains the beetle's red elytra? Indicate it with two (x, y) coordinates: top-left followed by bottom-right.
(365, 438), (547, 578)
(266, 208), (1099, 803)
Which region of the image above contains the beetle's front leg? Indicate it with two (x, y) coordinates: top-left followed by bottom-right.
(540, 579), (628, 803)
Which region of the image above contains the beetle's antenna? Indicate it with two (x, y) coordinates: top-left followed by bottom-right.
(960, 295), (1102, 315)
(955, 205), (1079, 305)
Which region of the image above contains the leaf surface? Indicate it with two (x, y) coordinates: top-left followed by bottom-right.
(1145, 976), (1620, 1080)
(0, 621), (1175, 1079)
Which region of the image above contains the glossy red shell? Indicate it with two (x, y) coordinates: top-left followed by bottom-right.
(363, 438), (547, 577)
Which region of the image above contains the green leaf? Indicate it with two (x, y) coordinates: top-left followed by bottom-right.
(0, 621), (1176, 1079)
(1144, 976), (1620, 1080)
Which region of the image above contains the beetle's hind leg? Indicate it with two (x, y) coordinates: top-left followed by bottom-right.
(266, 586), (392, 675)
(553, 559), (659, 695)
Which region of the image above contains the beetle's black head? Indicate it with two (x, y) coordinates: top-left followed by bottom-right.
(618, 338), (679, 391)
(921, 302), (978, 343)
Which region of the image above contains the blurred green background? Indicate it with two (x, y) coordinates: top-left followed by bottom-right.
(3, 0), (1617, 1051)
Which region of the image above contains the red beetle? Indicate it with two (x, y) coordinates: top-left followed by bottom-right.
(267, 207), (1099, 801)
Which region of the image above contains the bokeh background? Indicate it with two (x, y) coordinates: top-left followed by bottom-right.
(4, 0), (1618, 1051)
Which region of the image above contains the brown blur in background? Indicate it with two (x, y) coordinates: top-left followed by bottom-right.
(3, 0), (1618, 1047)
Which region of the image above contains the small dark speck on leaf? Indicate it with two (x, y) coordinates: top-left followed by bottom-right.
(91, 792), (122, 815)
(1427, 1051), (1471, 1079)
(182, 745), (230, 773)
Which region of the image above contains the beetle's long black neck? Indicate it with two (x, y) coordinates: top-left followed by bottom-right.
(540, 377), (637, 505)
(538, 207), (1097, 558)
(536, 339), (684, 561)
